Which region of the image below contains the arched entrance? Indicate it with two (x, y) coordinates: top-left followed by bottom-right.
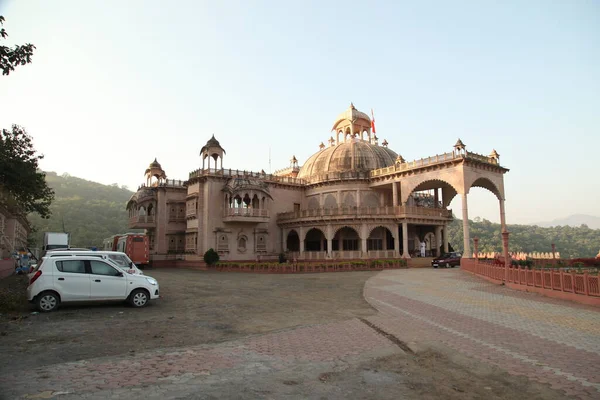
(305, 228), (326, 251)
(332, 227), (360, 251)
(367, 227), (394, 251)
(286, 230), (300, 252)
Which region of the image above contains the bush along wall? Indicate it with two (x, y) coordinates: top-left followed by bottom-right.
(207, 258), (408, 273)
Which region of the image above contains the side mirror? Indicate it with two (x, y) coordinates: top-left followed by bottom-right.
(117, 272), (124, 277)
(129, 261), (133, 267)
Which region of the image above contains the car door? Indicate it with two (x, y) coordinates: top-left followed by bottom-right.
(88, 260), (128, 299)
(53, 259), (91, 301)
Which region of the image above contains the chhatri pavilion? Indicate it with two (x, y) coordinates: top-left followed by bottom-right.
(127, 104), (509, 262)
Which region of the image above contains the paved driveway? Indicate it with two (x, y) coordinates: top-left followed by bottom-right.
(364, 268), (600, 399)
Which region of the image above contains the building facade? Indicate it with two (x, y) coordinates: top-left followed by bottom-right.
(0, 191), (31, 259)
(127, 104), (509, 262)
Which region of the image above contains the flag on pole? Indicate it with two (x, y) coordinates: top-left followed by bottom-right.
(371, 109), (376, 134)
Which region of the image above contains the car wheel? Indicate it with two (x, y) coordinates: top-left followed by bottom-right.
(37, 291), (59, 312)
(446, 262), (451, 268)
(433, 265), (438, 268)
(129, 289), (149, 308)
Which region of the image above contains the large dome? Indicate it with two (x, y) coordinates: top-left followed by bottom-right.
(298, 141), (398, 180)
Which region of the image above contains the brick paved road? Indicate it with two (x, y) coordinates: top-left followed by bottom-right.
(2, 269), (599, 399)
(364, 269), (600, 400)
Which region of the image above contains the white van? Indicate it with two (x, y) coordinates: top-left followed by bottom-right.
(27, 255), (159, 312)
(45, 250), (144, 275)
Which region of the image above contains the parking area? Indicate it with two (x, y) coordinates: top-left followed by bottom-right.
(1, 267), (596, 399)
(0, 268), (378, 374)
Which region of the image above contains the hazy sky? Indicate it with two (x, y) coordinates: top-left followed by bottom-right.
(1, 0), (598, 225)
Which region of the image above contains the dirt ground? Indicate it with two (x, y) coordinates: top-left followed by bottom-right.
(0, 268), (566, 399)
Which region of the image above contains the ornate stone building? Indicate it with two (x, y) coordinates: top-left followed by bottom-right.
(127, 104), (509, 262)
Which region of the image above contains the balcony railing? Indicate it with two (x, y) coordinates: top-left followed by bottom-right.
(277, 205), (452, 222)
(223, 208), (270, 222)
(188, 168), (306, 186)
(128, 215), (155, 228)
(370, 151), (501, 178)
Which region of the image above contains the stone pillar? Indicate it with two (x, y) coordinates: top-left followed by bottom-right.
(361, 224), (368, 258)
(461, 193), (471, 258)
(326, 224), (332, 258)
(502, 231), (510, 282)
(473, 237), (479, 259)
(499, 199), (507, 232)
(443, 225), (449, 253)
(392, 182), (398, 207)
(435, 226), (442, 256)
(220, 157), (223, 170)
(356, 189), (361, 208)
(299, 226), (305, 258)
(393, 233), (400, 257)
(434, 189), (439, 208)
(337, 190), (342, 207)
(402, 222), (410, 258)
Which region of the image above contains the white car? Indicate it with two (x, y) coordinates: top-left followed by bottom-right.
(27, 255), (159, 312)
(44, 250), (144, 275)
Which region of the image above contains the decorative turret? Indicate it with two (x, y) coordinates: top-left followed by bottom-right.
(200, 135), (226, 171)
(395, 155), (406, 165)
(328, 136), (335, 147)
(145, 158), (166, 186)
(319, 142), (325, 150)
(382, 139), (389, 148)
(489, 149), (500, 161)
(454, 138), (466, 155)
(331, 103), (373, 144)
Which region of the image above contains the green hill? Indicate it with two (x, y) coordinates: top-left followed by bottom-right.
(447, 217), (600, 259)
(28, 172), (137, 249)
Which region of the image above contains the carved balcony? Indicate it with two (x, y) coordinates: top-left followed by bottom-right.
(222, 208), (270, 223)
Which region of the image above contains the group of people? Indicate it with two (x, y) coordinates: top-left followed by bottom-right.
(14, 251), (33, 274)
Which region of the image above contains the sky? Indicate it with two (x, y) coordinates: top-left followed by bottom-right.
(1, 0), (599, 225)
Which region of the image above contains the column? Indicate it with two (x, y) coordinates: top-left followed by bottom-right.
(461, 193), (471, 257)
(299, 227), (305, 258)
(337, 190), (342, 207)
(392, 182), (398, 207)
(326, 224), (333, 258)
(443, 224), (449, 253)
(434, 226), (442, 256)
(356, 189), (361, 208)
(402, 222), (410, 258)
(502, 231), (510, 282)
(434, 189), (439, 208)
(361, 224), (368, 258)
(393, 233), (400, 257)
(220, 157), (223, 170)
(499, 199), (507, 232)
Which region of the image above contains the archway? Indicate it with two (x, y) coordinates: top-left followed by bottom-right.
(286, 230), (300, 252)
(367, 226), (394, 251)
(305, 228), (326, 251)
(332, 227), (360, 251)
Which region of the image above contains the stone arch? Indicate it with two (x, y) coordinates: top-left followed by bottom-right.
(286, 229), (300, 252)
(324, 193), (337, 208)
(333, 226), (361, 251)
(467, 177), (503, 200)
(332, 224), (361, 238)
(403, 178), (460, 207)
(367, 224), (396, 239)
(307, 197), (319, 210)
(304, 228), (326, 251)
(343, 192), (356, 207)
(367, 226), (395, 251)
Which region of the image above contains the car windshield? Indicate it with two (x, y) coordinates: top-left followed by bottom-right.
(107, 254), (132, 269)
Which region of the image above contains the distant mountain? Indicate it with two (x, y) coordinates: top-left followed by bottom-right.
(28, 172), (137, 249)
(534, 214), (600, 230)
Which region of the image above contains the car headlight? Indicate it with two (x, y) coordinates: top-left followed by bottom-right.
(145, 278), (157, 285)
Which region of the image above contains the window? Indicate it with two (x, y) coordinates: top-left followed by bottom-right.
(90, 260), (121, 276)
(56, 260), (86, 273)
(132, 237), (144, 242)
(108, 254), (129, 268)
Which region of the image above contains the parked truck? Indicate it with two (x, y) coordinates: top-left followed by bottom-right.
(42, 232), (70, 256)
(103, 233), (150, 269)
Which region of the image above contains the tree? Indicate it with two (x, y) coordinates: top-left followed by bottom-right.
(0, 125), (54, 218)
(0, 16), (35, 75)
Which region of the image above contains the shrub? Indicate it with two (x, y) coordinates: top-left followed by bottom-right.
(278, 252), (287, 264)
(203, 248), (220, 265)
